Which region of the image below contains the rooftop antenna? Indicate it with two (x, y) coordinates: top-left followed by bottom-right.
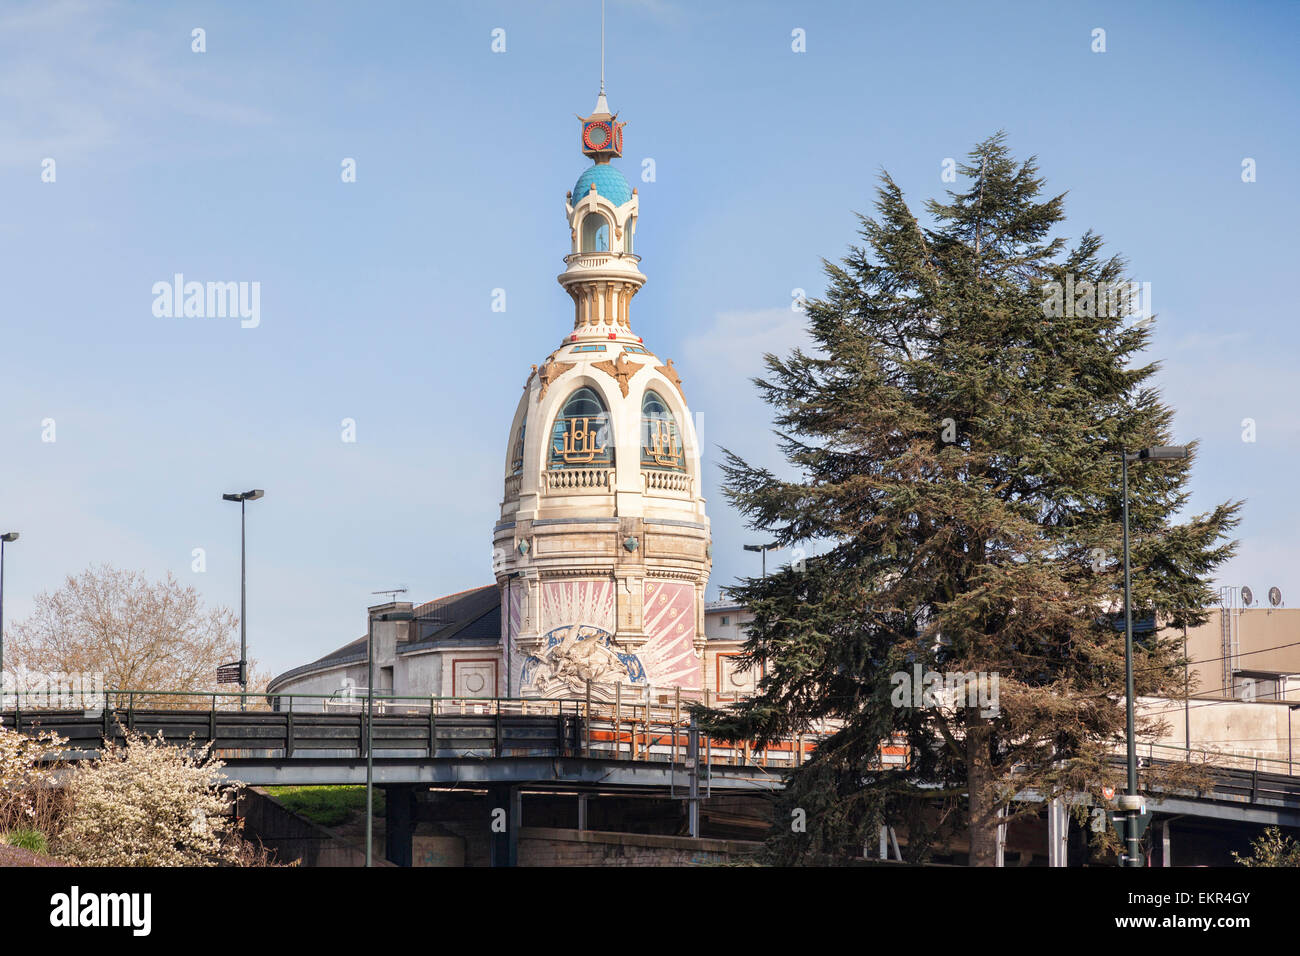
(371, 587), (408, 603)
(601, 0), (606, 96)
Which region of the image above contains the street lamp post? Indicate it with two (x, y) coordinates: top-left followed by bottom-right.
(743, 541), (780, 577)
(366, 605), (413, 867)
(222, 490), (264, 708)
(0, 532), (18, 699)
(1119, 445), (1188, 867)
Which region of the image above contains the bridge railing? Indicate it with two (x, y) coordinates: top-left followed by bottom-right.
(1116, 739), (1299, 778)
(13, 689), (1289, 780)
(0, 687), (842, 770)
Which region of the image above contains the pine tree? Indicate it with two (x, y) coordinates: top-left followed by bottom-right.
(704, 133), (1240, 865)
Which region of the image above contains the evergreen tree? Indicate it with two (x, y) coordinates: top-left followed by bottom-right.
(704, 133), (1240, 865)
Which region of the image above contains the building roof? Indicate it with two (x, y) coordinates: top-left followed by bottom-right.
(267, 584), (499, 692)
(705, 600), (747, 614)
(572, 163), (632, 207)
(403, 584), (501, 651)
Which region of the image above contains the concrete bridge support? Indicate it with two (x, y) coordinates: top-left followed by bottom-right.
(383, 785), (417, 867)
(489, 785), (522, 867)
(1047, 797), (1069, 867)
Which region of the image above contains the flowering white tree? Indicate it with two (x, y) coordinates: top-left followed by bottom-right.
(0, 725), (66, 838)
(58, 729), (250, 866)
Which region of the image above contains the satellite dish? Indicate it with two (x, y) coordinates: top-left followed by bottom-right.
(1241, 586), (1254, 607)
(1269, 587), (1283, 608)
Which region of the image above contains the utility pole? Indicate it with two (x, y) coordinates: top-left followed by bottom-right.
(686, 717), (700, 838)
(0, 532), (18, 697)
(1118, 445), (1188, 866)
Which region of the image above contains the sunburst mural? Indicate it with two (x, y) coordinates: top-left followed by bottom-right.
(639, 580), (701, 689)
(522, 579), (643, 696)
(541, 578), (616, 634)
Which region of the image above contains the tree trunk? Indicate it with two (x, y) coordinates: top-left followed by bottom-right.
(966, 721), (999, 867)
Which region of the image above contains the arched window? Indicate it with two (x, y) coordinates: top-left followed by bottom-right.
(550, 387), (613, 469)
(510, 420), (526, 475)
(581, 213), (610, 253)
(641, 390), (684, 471)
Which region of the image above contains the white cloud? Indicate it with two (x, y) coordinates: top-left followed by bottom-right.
(0, 0), (271, 168)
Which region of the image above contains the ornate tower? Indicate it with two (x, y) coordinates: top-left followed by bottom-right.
(493, 88), (712, 700)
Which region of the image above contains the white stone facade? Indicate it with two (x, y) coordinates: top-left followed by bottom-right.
(493, 92), (712, 700)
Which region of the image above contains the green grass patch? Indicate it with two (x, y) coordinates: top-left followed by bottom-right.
(264, 786), (384, 827)
(2, 829), (49, 854)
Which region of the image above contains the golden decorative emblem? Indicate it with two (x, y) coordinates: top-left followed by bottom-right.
(593, 352), (644, 397)
(655, 358), (685, 400)
(556, 416), (609, 464)
(642, 418), (682, 467)
(536, 354), (576, 401)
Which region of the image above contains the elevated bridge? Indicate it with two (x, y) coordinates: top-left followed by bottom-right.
(6, 690), (1300, 864)
(0, 690), (815, 792)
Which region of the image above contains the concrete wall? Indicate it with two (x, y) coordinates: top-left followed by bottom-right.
(703, 607), (756, 696)
(397, 651), (442, 699)
(516, 827), (760, 866)
(1139, 695), (1299, 768)
(237, 787), (391, 867)
(269, 663), (366, 710)
(1185, 607), (1300, 700)
(704, 607), (752, 644)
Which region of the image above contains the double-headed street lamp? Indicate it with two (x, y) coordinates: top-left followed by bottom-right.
(1118, 445), (1189, 867)
(0, 532), (18, 693)
(743, 541), (781, 577)
(222, 490), (264, 705)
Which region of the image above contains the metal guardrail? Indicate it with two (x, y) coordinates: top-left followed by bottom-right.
(0, 688), (830, 770)
(8, 691), (1296, 812)
(1111, 739), (1299, 778)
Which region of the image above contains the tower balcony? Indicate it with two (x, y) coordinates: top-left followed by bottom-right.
(542, 467), (616, 494)
(560, 250), (643, 277)
(642, 470), (693, 499)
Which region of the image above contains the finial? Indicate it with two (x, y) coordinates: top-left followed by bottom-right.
(600, 0), (606, 96)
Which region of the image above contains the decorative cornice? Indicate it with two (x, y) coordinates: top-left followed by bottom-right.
(646, 569), (699, 582)
(540, 568), (617, 579)
(532, 517), (619, 527)
(644, 518), (709, 530)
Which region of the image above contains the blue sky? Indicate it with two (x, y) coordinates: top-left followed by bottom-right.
(2, 0), (1297, 677)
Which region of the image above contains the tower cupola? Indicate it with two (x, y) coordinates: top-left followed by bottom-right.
(560, 90), (644, 340)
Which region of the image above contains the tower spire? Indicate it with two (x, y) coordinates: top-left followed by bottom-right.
(600, 0), (606, 96)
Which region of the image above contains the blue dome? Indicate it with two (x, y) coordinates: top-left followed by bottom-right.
(572, 163), (632, 207)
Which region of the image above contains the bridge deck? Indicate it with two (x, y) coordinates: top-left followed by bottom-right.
(0, 706), (794, 791)
(7, 706), (1300, 821)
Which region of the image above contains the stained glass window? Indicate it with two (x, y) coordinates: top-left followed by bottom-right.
(641, 390), (684, 471)
(510, 420), (526, 475)
(550, 387), (613, 468)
